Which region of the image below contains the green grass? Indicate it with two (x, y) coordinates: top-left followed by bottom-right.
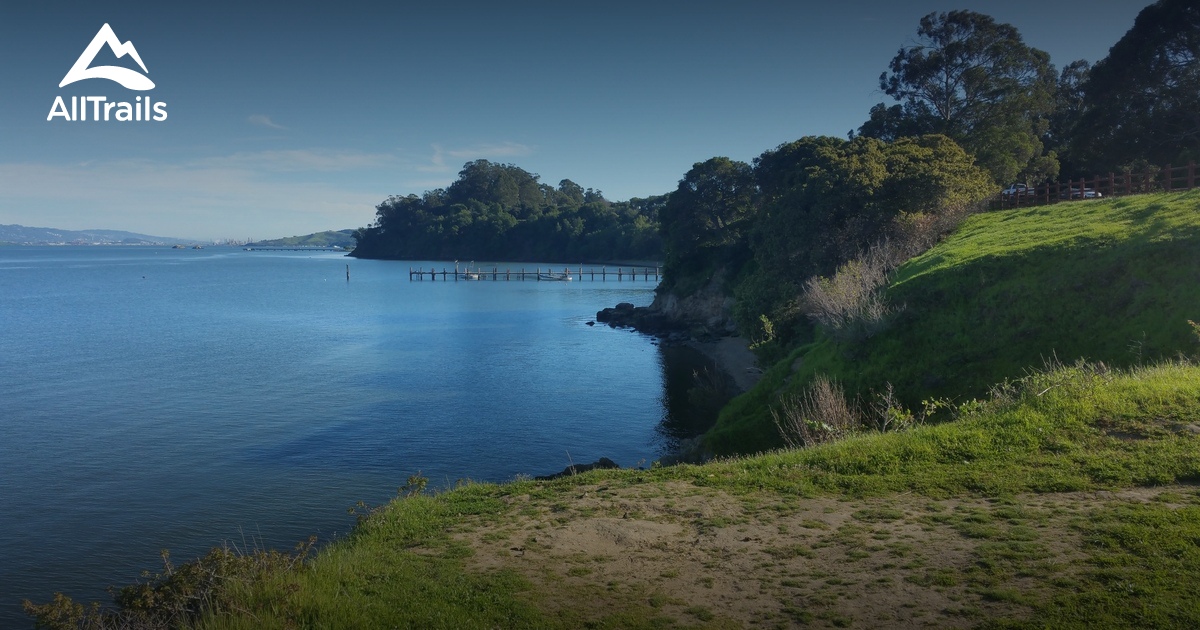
(707, 190), (1200, 454)
(1043, 500), (1200, 627)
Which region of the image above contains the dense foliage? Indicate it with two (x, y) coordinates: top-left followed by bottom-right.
(858, 2), (1200, 183)
(1062, 0), (1200, 174)
(657, 134), (992, 347)
(858, 10), (1059, 185)
(352, 160), (663, 262)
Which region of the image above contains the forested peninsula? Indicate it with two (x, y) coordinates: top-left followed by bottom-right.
(350, 160), (664, 263)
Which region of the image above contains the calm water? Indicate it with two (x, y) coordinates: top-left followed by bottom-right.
(0, 247), (712, 626)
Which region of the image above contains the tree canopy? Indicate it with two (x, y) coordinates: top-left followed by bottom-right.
(859, 10), (1059, 185)
(1065, 0), (1200, 173)
(658, 157), (757, 288)
(654, 133), (992, 342)
(352, 160), (662, 263)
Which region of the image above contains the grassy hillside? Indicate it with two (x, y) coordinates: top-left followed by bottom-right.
(708, 191), (1200, 455)
(29, 361), (1200, 628)
(250, 230), (356, 248)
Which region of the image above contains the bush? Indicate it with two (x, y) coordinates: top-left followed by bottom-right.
(801, 245), (895, 343)
(23, 539), (315, 630)
(772, 375), (862, 448)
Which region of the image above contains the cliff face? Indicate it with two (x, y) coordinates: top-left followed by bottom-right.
(650, 268), (737, 335)
(597, 266), (738, 338)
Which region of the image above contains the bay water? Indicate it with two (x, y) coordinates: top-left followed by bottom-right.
(0, 247), (714, 626)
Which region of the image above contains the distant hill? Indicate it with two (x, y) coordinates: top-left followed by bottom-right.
(249, 229), (356, 248)
(0, 224), (189, 245)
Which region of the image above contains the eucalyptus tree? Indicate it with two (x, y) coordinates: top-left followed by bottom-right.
(860, 10), (1058, 184)
(1069, 0), (1200, 171)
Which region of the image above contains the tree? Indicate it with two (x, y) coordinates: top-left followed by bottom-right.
(557, 179), (584, 205)
(352, 161), (663, 262)
(736, 135), (992, 338)
(662, 156), (753, 278)
(861, 10), (1058, 184)
(1068, 0), (1200, 171)
(1045, 60), (1091, 167)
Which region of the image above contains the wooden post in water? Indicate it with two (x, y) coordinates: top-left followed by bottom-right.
(536, 267), (541, 281)
(346, 264), (350, 282)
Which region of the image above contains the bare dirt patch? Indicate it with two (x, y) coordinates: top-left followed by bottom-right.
(451, 481), (1200, 627)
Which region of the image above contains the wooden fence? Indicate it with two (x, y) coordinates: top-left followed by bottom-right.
(990, 162), (1198, 210)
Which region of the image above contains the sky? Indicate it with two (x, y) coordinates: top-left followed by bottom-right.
(0, 0), (1150, 241)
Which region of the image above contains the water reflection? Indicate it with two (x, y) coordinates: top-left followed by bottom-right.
(654, 344), (734, 454)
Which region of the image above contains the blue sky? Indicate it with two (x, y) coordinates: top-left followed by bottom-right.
(0, 1), (1148, 240)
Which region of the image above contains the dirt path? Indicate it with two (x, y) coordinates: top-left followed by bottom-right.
(455, 481), (1197, 628)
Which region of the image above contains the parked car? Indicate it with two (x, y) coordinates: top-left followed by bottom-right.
(1002, 183), (1031, 199)
(1060, 187), (1103, 199)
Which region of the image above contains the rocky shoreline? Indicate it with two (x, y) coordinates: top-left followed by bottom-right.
(593, 301), (762, 394)
(560, 282), (764, 474)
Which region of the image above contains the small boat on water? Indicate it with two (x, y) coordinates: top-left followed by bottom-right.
(458, 260), (480, 280)
(538, 271), (573, 281)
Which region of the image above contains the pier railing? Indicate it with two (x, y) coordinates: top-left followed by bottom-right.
(409, 265), (660, 282)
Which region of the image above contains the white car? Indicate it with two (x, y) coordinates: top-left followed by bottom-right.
(1002, 183), (1031, 199)
(1061, 187), (1103, 199)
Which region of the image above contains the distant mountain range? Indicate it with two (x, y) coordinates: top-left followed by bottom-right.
(248, 229), (356, 248)
(0, 224), (191, 245)
(0, 225), (359, 248)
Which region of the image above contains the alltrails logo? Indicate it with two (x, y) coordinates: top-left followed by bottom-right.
(47, 23), (168, 122)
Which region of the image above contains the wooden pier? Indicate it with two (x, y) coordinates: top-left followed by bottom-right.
(409, 265), (660, 282)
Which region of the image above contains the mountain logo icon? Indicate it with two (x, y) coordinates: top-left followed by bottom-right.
(59, 23), (155, 91)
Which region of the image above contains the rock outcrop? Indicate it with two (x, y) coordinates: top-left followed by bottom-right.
(596, 267), (737, 340)
(535, 457), (620, 480)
